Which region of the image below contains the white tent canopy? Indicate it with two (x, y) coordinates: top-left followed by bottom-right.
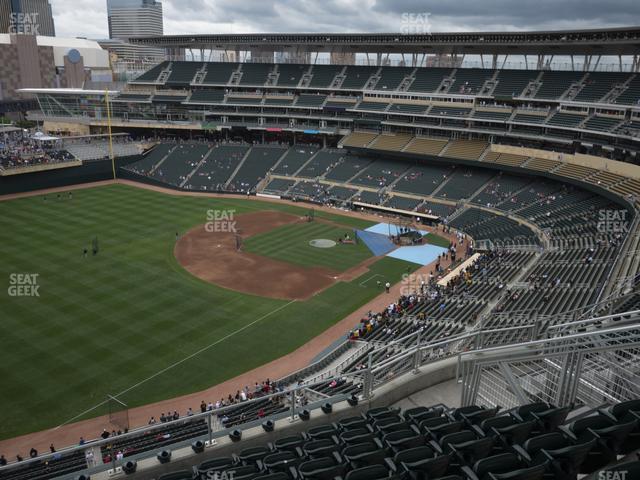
(31, 131), (60, 142)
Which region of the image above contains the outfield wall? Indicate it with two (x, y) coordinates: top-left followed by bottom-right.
(0, 156), (141, 196)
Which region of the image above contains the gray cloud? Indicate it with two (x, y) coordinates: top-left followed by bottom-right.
(51, 0), (640, 39)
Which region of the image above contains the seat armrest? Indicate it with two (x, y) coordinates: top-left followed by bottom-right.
(512, 444), (532, 463)
(586, 427), (602, 440)
(461, 465), (480, 480)
(540, 449), (555, 462)
(557, 425), (577, 441)
(511, 412), (525, 423)
(471, 424), (486, 438)
(597, 408), (616, 422)
(429, 440), (443, 454)
(289, 465), (299, 480)
(385, 457), (398, 472)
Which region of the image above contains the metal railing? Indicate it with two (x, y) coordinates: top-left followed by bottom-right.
(457, 322), (640, 409)
(3, 307), (639, 479)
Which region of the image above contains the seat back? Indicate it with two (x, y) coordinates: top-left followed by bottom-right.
(533, 406), (571, 433)
(198, 457), (234, 475)
(263, 451), (298, 471)
(523, 433), (566, 455)
(227, 466), (260, 480)
(274, 435), (304, 452)
(239, 446), (270, 464)
(401, 453), (450, 477)
(393, 445), (435, 464)
(441, 430), (476, 450)
(339, 416), (369, 430)
(610, 400), (640, 420)
(495, 420), (536, 446)
(303, 439), (338, 458)
(488, 464), (546, 480)
(453, 437), (495, 465)
(515, 403), (550, 420)
(298, 457), (346, 480)
(480, 415), (516, 433)
(345, 465), (389, 480)
(383, 430), (425, 451)
(341, 428), (376, 444)
(254, 473), (291, 480)
(474, 453), (520, 478)
(157, 471), (194, 480)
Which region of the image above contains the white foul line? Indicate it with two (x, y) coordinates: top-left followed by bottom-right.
(56, 299), (297, 429)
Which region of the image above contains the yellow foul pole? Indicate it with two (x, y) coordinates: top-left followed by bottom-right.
(105, 89), (116, 180)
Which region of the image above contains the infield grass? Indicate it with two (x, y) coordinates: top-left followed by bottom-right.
(0, 184), (417, 440)
(243, 221), (372, 271)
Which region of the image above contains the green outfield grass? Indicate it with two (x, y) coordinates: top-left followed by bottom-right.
(243, 221), (372, 271)
(0, 184), (417, 440)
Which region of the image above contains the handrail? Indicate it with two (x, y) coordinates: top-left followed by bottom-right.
(458, 321), (640, 358)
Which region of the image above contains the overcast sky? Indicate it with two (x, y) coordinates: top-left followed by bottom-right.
(51, 0), (640, 39)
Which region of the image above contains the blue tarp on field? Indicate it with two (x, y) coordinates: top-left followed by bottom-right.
(355, 229), (396, 256)
(386, 244), (448, 266)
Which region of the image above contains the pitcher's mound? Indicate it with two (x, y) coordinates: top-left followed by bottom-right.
(309, 239), (336, 248)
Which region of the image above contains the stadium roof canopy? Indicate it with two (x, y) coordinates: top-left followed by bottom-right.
(129, 26), (640, 56)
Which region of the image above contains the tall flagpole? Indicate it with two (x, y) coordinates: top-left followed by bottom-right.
(105, 89), (116, 180)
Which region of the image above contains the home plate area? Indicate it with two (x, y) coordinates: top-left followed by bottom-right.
(357, 222), (448, 266)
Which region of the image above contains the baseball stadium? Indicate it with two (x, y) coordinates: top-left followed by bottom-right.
(1, 21), (640, 480)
